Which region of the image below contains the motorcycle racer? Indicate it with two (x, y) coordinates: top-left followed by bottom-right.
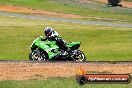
(29, 27), (86, 61)
(42, 27), (70, 56)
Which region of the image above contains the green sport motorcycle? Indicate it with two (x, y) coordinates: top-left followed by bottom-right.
(29, 36), (86, 61)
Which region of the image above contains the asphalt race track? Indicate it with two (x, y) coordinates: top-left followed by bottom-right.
(0, 11), (132, 28)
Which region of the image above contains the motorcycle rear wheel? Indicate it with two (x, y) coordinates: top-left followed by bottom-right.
(71, 50), (86, 61)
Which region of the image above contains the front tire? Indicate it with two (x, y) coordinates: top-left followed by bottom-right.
(29, 50), (47, 61)
(29, 52), (33, 60)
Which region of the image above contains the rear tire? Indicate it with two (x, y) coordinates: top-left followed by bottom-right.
(71, 50), (86, 61)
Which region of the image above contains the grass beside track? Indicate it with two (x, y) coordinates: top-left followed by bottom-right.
(0, 77), (131, 88)
(0, 16), (132, 61)
(125, 0), (132, 2)
(0, 0), (131, 23)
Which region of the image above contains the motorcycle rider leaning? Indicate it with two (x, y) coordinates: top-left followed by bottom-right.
(42, 27), (70, 56)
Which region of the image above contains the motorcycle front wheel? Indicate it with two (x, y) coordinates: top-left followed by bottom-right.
(29, 50), (47, 61)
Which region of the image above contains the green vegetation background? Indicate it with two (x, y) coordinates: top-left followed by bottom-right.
(0, 16), (132, 61)
(0, 0), (132, 88)
(0, 0), (131, 23)
(0, 77), (131, 88)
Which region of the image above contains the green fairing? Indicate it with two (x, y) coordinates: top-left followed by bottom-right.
(31, 36), (81, 60)
(67, 42), (81, 48)
(31, 36), (60, 59)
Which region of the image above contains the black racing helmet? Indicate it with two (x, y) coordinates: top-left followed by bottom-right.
(44, 27), (54, 37)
